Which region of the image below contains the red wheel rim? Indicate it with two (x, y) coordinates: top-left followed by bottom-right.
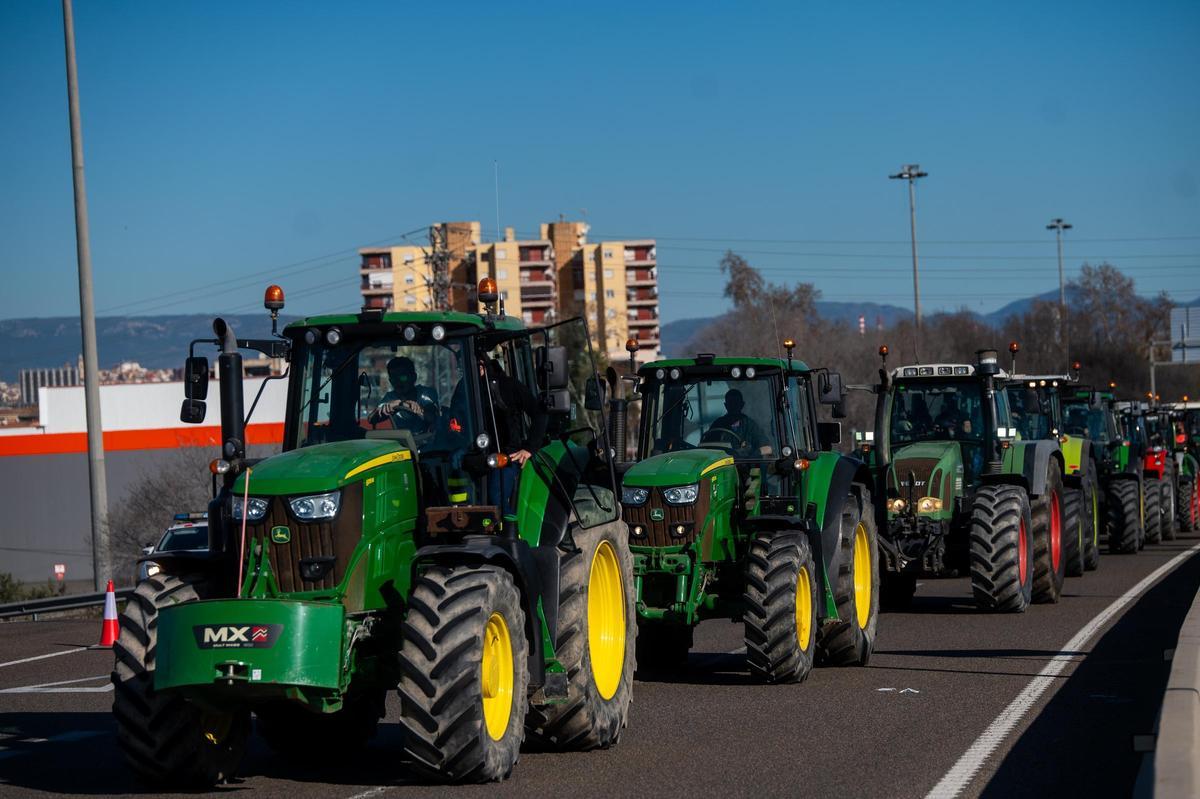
(1018, 517), (1028, 584)
(1050, 491), (1062, 571)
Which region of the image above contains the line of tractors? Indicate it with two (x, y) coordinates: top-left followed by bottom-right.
(110, 283), (1200, 786)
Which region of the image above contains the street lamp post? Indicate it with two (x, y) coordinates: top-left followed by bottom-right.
(890, 165), (927, 359)
(1047, 218), (1072, 353)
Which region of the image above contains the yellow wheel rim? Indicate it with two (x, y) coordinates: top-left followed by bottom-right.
(481, 611), (514, 741)
(795, 565), (813, 651)
(587, 540), (626, 701)
(853, 522), (872, 629)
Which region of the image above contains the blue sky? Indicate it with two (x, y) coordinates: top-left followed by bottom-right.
(1, 0), (1198, 324)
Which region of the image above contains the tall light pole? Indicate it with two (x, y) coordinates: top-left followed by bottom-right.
(889, 164), (927, 358)
(1047, 217), (1072, 353)
(62, 0), (109, 590)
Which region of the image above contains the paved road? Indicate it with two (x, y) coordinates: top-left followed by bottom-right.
(2, 532), (1199, 799)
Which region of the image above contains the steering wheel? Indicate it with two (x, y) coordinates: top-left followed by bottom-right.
(700, 426), (748, 450)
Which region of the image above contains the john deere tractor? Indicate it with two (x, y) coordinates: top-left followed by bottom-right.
(1005, 366), (1101, 576)
(1060, 387), (1145, 553)
(616, 344), (878, 681)
(867, 347), (1067, 611)
(111, 282), (636, 786)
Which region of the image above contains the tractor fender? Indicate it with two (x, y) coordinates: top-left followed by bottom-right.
(413, 536), (548, 687)
(993, 440), (1061, 499)
(1061, 438), (1092, 484)
(812, 456), (864, 618)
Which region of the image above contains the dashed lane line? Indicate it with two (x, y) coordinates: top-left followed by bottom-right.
(0, 647), (89, 669)
(0, 674), (112, 694)
(925, 541), (1200, 799)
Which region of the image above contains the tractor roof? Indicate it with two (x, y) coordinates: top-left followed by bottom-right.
(285, 310), (525, 333)
(640, 355), (811, 374)
(890, 364), (1004, 379)
(1008, 374), (1076, 387)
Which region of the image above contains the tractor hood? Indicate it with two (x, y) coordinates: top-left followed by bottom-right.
(233, 439), (411, 495)
(623, 448), (733, 488)
(887, 441), (963, 506)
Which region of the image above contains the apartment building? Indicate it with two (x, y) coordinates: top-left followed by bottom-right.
(358, 220), (660, 362)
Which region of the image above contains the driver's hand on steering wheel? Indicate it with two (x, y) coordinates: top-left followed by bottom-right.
(381, 399), (424, 417)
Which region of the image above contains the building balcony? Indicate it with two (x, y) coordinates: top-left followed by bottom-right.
(360, 285), (393, 296)
(521, 296), (556, 309)
(626, 295), (658, 306)
(628, 316), (658, 327)
(626, 277), (657, 287)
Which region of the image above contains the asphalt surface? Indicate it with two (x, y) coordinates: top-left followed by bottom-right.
(2, 531), (1199, 799)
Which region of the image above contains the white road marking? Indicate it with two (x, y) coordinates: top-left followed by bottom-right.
(345, 787), (391, 799)
(0, 674), (111, 693)
(925, 542), (1200, 799)
(0, 647), (89, 669)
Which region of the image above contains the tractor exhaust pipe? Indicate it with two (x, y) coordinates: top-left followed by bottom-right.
(213, 318), (246, 467)
(608, 397), (628, 464)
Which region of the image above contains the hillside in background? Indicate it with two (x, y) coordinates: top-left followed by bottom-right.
(0, 315), (294, 382)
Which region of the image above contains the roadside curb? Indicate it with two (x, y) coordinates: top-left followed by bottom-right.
(1154, 565), (1200, 798)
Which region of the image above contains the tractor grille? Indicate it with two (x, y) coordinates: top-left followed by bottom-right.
(624, 477), (711, 548)
(243, 483), (362, 593)
(890, 458), (945, 499)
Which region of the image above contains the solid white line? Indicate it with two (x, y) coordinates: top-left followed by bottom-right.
(0, 647), (88, 669)
(344, 787), (390, 799)
(0, 674), (110, 693)
(925, 542), (1200, 799)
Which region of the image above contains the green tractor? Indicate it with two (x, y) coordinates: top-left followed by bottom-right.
(867, 347), (1068, 611)
(615, 343), (878, 680)
(1060, 387), (1146, 553)
(111, 282), (637, 786)
(1005, 364), (1101, 575)
(1167, 400), (1200, 532)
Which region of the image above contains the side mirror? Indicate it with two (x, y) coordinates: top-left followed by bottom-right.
(817, 421), (842, 450)
(585, 375), (606, 411)
(544, 388), (571, 415)
(536, 345), (570, 391)
(818, 371), (844, 405)
(180, 398), (206, 424)
(184, 356), (209, 400)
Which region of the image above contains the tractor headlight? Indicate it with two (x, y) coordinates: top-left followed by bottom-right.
(731, 366), (742, 378)
(886, 498), (907, 513)
(662, 484), (699, 505)
(916, 496), (943, 514)
(745, 367), (756, 378)
(289, 491), (341, 520)
(621, 486), (650, 506)
(231, 495), (269, 522)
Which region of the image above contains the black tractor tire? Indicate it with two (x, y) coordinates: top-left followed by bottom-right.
(256, 687), (386, 760)
(634, 623), (692, 676)
(397, 566), (529, 783)
(1180, 476), (1197, 533)
(743, 532), (818, 683)
(526, 519), (636, 751)
(1062, 487), (1086, 577)
(1144, 479), (1163, 545)
(968, 485), (1034, 613)
(1161, 478), (1177, 541)
(817, 485), (880, 666)
(1031, 467), (1067, 604)
(1081, 474), (1101, 572)
(111, 574), (249, 788)
(880, 572), (918, 611)
(1106, 479), (1142, 554)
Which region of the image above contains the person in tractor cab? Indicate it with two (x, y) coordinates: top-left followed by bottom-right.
(479, 356), (548, 515)
(369, 356), (440, 433)
(702, 388), (772, 456)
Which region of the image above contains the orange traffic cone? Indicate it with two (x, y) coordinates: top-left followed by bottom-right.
(98, 580), (119, 647)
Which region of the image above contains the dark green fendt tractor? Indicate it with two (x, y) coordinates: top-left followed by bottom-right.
(1060, 387), (1146, 553)
(866, 347), (1068, 612)
(111, 282), (636, 786)
(615, 343), (879, 680)
(1005, 363), (1101, 575)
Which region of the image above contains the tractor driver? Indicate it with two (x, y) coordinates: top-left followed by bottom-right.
(369, 356), (440, 433)
(703, 389), (772, 457)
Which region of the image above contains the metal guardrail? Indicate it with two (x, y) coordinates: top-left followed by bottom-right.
(1154, 581), (1200, 797)
(0, 587), (132, 620)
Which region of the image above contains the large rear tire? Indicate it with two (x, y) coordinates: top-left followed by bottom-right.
(1180, 476), (1197, 533)
(1161, 478), (1177, 541)
(817, 485), (879, 666)
(968, 485), (1034, 613)
(1144, 479), (1163, 545)
(1032, 467), (1067, 604)
(111, 574), (249, 788)
(525, 519), (636, 751)
(744, 533), (818, 683)
(1082, 474), (1101, 571)
(397, 566), (529, 783)
(256, 687), (385, 760)
(1106, 479), (1141, 554)
(1062, 487), (1086, 578)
